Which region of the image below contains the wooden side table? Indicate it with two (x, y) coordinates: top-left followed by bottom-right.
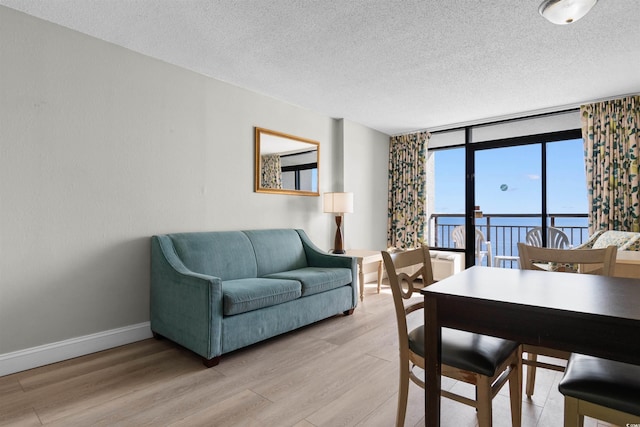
(343, 249), (384, 301)
(614, 250), (640, 278)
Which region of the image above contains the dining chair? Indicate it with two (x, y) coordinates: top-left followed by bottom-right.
(451, 225), (493, 266)
(558, 353), (640, 426)
(525, 226), (570, 249)
(382, 247), (521, 427)
(517, 243), (617, 398)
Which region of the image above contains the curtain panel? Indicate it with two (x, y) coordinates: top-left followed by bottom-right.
(260, 154), (283, 189)
(387, 131), (429, 249)
(582, 95), (640, 233)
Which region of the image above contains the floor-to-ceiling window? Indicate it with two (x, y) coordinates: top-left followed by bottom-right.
(426, 111), (587, 267)
(545, 138), (589, 242)
(428, 146), (465, 248)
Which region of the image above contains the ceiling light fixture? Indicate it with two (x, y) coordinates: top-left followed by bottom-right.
(539, 0), (598, 25)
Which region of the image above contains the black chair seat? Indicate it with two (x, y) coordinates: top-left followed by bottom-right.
(559, 353), (640, 417)
(409, 326), (520, 377)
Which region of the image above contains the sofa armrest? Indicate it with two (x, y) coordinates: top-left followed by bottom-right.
(295, 229), (356, 269)
(574, 229), (606, 249)
(295, 229), (358, 305)
(150, 235), (224, 360)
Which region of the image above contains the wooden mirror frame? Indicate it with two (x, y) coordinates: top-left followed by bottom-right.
(254, 127), (320, 196)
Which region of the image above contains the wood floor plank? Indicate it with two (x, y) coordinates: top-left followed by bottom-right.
(69, 377), (236, 426)
(18, 339), (174, 391)
(0, 376), (30, 419)
(304, 359), (397, 426)
(354, 391), (399, 427)
(0, 408), (41, 427)
(249, 334), (379, 402)
(251, 354), (387, 425)
(44, 358), (222, 426)
(34, 348), (199, 424)
(168, 389), (270, 427)
(0, 375), (22, 394)
(212, 331), (339, 382)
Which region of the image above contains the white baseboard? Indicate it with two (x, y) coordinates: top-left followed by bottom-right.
(0, 322), (152, 377)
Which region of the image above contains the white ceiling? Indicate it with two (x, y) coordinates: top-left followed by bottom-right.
(1, 0), (639, 135)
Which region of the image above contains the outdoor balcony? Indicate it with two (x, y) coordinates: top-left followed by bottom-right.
(429, 213), (589, 268)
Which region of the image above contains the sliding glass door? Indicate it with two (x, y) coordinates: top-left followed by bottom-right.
(428, 131), (587, 268)
(474, 144), (542, 266)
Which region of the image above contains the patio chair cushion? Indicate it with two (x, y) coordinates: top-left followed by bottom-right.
(558, 353), (640, 417)
(409, 326), (520, 377)
(577, 230), (640, 251)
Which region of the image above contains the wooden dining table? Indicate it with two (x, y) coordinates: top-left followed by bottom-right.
(420, 266), (640, 426)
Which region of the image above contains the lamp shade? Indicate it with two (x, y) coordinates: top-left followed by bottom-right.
(539, 0), (597, 25)
(323, 192), (354, 214)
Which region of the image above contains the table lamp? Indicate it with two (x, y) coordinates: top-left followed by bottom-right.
(323, 192), (354, 254)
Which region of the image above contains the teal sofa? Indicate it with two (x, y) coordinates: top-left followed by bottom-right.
(151, 229), (357, 367)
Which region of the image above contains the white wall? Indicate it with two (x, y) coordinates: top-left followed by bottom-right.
(0, 6), (390, 368)
(343, 120), (389, 250)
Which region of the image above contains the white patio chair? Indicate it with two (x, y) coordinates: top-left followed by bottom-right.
(525, 226), (570, 249)
(496, 226), (571, 268)
(451, 225), (493, 267)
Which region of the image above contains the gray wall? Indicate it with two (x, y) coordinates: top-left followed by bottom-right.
(0, 6), (389, 356)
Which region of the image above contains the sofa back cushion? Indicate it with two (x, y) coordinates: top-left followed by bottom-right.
(593, 230), (640, 250)
(243, 229), (308, 277)
(169, 231), (258, 280)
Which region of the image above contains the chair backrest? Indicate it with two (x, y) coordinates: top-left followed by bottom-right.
(381, 247), (435, 339)
(451, 225), (492, 266)
(526, 227), (570, 249)
(451, 225), (466, 249)
(517, 243), (617, 276)
(451, 225), (488, 250)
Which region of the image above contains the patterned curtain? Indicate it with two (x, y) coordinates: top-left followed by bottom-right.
(582, 95), (640, 233)
(261, 154), (283, 189)
(387, 131), (429, 249)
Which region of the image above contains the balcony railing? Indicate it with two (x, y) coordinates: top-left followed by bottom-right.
(429, 213), (589, 267)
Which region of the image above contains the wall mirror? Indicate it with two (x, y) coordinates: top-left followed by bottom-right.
(255, 127), (320, 196)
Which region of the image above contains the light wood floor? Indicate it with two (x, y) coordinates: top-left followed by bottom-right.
(0, 283), (618, 427)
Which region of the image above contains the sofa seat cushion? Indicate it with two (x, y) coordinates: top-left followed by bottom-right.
(223, 278), (301, 316)
(264, 267), (352, 296)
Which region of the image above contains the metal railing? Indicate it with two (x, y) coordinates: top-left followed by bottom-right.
(429, 213), (589, 267)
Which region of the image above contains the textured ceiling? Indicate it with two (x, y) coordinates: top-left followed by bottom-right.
(1, 0), (639, 135)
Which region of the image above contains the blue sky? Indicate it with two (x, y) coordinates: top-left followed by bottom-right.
(434, 138), (588, 215)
